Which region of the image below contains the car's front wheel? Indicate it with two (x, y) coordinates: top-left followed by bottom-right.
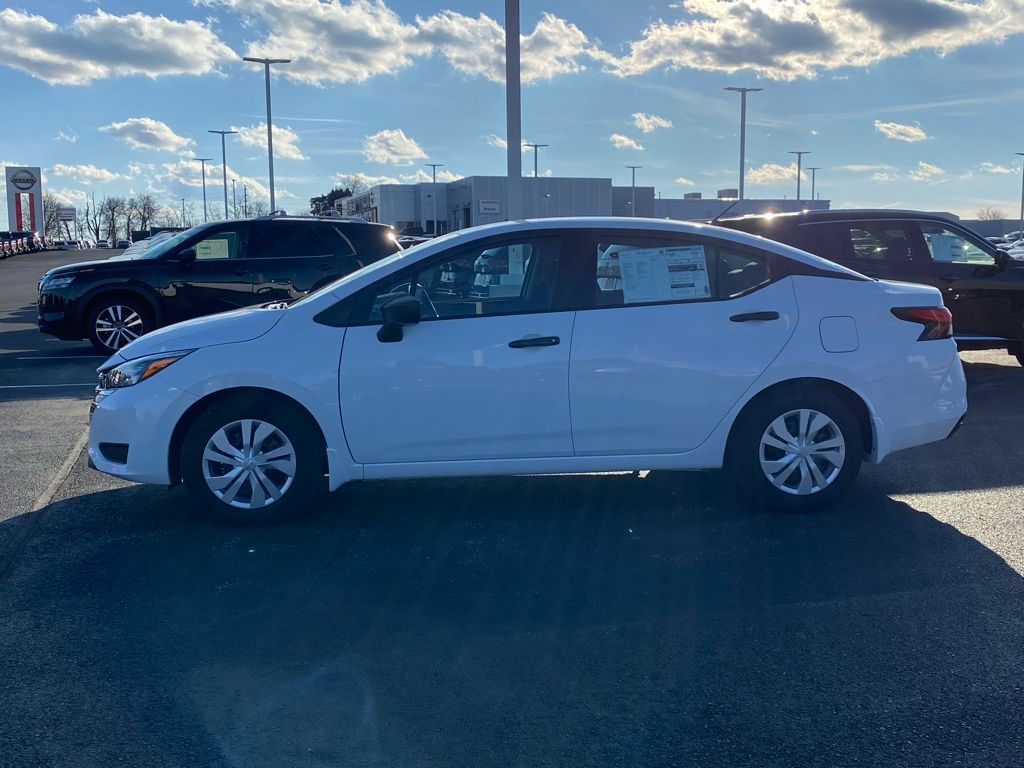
(86, 296), (151, 354)
(180, 394), (326, 524)
(728, 386), (863, 512)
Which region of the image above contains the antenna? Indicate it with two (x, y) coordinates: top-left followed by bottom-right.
(711, 198), (741, 225)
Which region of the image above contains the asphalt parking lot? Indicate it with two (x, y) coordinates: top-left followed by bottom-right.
(2, 250), (1024, 767)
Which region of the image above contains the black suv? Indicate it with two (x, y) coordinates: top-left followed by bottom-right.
(719, 209), (1024, 364)
(38, 215), (400, 354)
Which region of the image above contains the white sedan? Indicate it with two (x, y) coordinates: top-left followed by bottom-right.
(88, 218), (967, 523)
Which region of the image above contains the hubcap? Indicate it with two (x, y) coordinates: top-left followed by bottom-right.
(95, 305), (144, 350)
(759, 408), (846, 496)
(201, 419), (296, 510)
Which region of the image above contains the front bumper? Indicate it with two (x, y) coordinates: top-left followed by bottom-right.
(87, 381), (199, 485)
(37, 289), (81, 339)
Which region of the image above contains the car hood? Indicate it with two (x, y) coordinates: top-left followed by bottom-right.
(113, 306), (287, 361)
(42, 257), (143, 279)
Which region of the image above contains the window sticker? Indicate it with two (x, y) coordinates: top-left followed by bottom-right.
(617, 245), (710, 304)
(196, 238), (230, 260)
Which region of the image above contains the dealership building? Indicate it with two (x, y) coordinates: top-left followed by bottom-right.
(340, 175), (830, 234)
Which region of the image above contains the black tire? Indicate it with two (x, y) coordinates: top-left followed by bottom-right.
(86, 295), (152, 355)
(727, 385), (863, 512)
(180, 393), (326, 525)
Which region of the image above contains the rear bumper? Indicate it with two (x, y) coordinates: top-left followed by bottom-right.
(867, 340), (968, 463)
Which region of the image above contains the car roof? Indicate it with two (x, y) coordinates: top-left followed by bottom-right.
(720, 208), (961, 226)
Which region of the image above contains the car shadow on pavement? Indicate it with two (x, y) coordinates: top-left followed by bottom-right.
(1, 470), (1023, 767)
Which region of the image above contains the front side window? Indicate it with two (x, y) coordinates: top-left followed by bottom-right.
(920, 222), (995, 265)
(193, 229), (247, 261)
(365, 236), (561, 322)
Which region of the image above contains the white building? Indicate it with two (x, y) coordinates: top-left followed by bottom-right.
(339, 175), (830, 233)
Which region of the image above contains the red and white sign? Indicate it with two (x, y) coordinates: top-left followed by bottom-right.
(5, 166), (43, 234)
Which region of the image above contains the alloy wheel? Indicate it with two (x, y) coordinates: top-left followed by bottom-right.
(758, 408), (846, 496)
(94, 305), (144, 350)
(201, 419), (296, 510)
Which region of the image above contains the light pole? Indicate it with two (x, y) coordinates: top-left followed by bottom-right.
(193, 157), (212, 222)
(505, 0), (522, 220)
(626, 165), (641, 217)
(1016, 153), (1024, 236)
(243, 56), (291, 212)
(209, 130), (237, 219)
(231, 179), (237, 218)
(789, 151), (810, 201)
(524, 143), (548, 216)
(180, 198), (186, 227)
(425, 162), (443, 235)
(806, 167), (821, 201)
(725, 86), (763, 200)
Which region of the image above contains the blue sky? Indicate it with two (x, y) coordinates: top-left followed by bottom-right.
(3, 0), (1024, 227)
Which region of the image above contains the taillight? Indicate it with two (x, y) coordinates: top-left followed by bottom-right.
(891, 306), (953, 341)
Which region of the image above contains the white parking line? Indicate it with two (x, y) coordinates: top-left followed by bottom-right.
(0, 383), (95, 389)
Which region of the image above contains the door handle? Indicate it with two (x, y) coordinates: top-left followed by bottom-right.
(508, 335), (560, 348)
(938, 275), (957, 283)
(730, 311), (780, 323)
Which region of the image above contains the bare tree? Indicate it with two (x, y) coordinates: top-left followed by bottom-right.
(84, 192), (102, 240)
(101, 196), (125, 242)
(248, 198), (270, 217)
(41, 191), (64, 239)
(135, 193), (159, 232)
(977, 207), (1007, 221)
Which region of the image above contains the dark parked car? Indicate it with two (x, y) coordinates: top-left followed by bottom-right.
(719, 209), (1024, 365)
(38, 215), (400, 354)
(12, 230), (42, 252)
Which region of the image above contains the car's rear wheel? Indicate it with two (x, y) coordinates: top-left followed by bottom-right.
(728, 386), (863, 512)
(86, 296), (151, 355)
(180, 394), (326, 524)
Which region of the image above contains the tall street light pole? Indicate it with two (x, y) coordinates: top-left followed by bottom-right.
(231, 179), (237, 218)
(243, 185), (248, 218)
(181, 198), (186, 226)
(209, 130), (237, 220)
(524, 143), (548, 216)
(725, 86), (763, 200)
(243, 56), (291, 212)
(806, 167), (821, 201)
(505, 0), (522, 220)
(425, 163), (444, 235)
(627, 165), (641, 217)
(193, 157), (212, 222)
(789, 151), (810, 201)
(1016, 153), (1024, 236)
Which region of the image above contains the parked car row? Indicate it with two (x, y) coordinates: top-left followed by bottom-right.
(0, 230), (43, 257)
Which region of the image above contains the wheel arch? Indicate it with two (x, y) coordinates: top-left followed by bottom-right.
(168, 386), (329, 484)
(726, 377), (874, 460)
(78, 284), (162, 331)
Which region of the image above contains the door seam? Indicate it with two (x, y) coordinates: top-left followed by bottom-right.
(567, 310), (578, 456)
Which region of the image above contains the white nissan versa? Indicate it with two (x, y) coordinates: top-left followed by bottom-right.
(88, 218), (967, 523)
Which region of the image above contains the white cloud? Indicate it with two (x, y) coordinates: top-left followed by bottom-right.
(232, 122), (306, 161)
(610, 133), (644, 151)
(485, 134), (532, 152)
(362, 128), (427, 166)
(747, 162), (805, 185)
(52, 188), (89, 206)
(0, 9), (234, 85)
(838, 163), (895, 172)
(910, 161), (944, 181)
(632, 112), (673, 133)
(980, 161), (1016, 175)
(874, 120), (928, 142)
(336, 171), (401, 189)
(598, 0), (1024, 82)
(55, 130), (78, 143)
(51, 163), (125, 184)
(400, 168), (460, 183)
(153, 157), (272, 201)
(674, 177), (697, 186)
(207, 0), (597, 86)
(101, 117), (193, 153)
(871, 171), (900, 182)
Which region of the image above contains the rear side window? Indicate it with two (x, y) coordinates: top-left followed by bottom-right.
(344, 226), (401, 263)
(718, 248), (771, 297)
(803, 222), (915, 262)
(256, 223), (340, 259)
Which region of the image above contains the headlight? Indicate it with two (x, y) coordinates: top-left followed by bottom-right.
(97, 350), (193, 389)
(41, 274), (75, 289)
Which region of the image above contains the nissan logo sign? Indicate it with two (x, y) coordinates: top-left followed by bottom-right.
(10, 170), (36, 191)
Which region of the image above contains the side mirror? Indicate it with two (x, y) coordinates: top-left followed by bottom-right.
(996, 249), (1012, 269)
(376, 294), (421, 343)
(178, 247), (197, 263)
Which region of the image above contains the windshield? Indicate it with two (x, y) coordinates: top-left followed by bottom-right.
(124, 226), (204, 260)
